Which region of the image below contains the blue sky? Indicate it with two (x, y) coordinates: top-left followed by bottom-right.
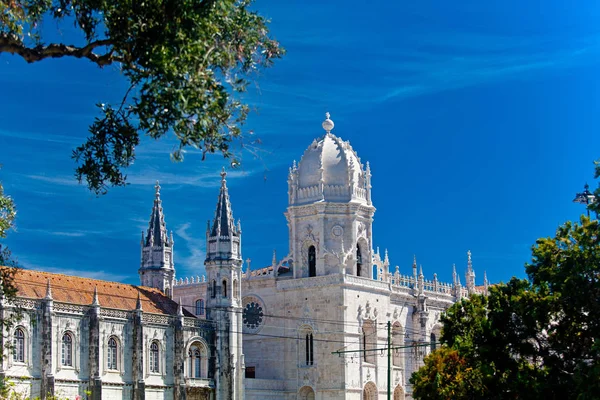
(1, 1), (600, 285)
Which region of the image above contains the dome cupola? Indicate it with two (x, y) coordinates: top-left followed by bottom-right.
(288, 113), (372, 206)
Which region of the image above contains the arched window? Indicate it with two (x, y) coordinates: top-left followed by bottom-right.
(430, 332), (437, 352)
(362, 321), (376, 364)
(298, 386), (315, 400)
(308, 246), (316, 277)
(211, 280), (216, 298)
(305, 332), (314, 365)
(149, 342), (160, 373)
(357, 245), (363, 277)
(393, 385), (405, 400)
(61, 333), (73, 366)
(222, 279), (228, 298)
(195, 299), (205, 316)
(107, 337), (118, 370)
(363, 381), (378, 400)
(13, 328), (25, 363)
(188, 341), (208, 378)
(392, 323), (404, 368)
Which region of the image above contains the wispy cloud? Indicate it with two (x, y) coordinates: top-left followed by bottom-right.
(174, 222), (206, 278)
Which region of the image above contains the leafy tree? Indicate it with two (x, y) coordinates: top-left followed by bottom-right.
(1, 0), (284, 194)
(411, 216), (600, 400)
(410, 347), (485, 400)
(0, 178), (23, 362)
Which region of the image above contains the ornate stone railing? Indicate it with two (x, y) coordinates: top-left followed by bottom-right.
(14, 298), (39, 310)
(54, 303), (87, 314)
(183, 317), (213, 330)
(143, 313), (170, 325)
(174, 276), (206, 286)
(100, 308), (128, 319)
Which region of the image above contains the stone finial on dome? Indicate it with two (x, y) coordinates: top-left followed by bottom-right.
(322, 112), (334, 133)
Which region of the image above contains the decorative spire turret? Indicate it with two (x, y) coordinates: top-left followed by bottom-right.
(92, 286), (100, 306)
(139, 181), (175, 297)
(136, 291), (143, 311)
(44, 279), (52, 300)
(484, 271), (489, 295)
(206, 168), (242, 262)
(210, 168), (239, 239)
(466, 250), (476, 294)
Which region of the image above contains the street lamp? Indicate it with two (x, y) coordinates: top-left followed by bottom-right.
(573, 183), (596, 217)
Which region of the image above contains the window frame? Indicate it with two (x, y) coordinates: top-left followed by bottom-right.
(149, 341), (160, 374)
(107, 337), (119, 371)
(13, 328), (25, 363)
(195, 299), (205, 316)
(61, 332), (74, 367)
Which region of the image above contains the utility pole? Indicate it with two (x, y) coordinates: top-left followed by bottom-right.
(387, 321), (391, 400)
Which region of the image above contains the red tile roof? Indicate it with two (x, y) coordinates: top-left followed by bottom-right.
(8, 268), (192, 316)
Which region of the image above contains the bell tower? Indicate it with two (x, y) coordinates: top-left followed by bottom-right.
(205, 168), (244, 400)
(285, 113), (376, 279)
(139, 181), (175, 298)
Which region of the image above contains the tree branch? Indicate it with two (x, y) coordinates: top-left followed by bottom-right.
(0, 34), (115, 66)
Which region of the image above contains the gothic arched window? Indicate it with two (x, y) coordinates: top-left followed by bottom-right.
(188, 342), (207, 378)
(13, 328), (25, 363)
(61, 332), (73, 366)
(195, 299), (205, 316)
(107, 337), (118, 370)
(305, 332), (314, 365)
(149, 341), (160, 373)
(430, 332), (437, 352)
(362, 321), (375, 364)
(356, 245), (363, 277)
(211, 280), (216, 298)
(222, 279), (228, 298)
(308, 246), (316, 277)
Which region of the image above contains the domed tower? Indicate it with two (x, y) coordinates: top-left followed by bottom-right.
(285, 113), (375, 278)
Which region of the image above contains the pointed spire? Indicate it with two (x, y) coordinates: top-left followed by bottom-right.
(384, 249), (389, 265)
(452, 264), (457, 285)
(145, 180), (170, 247)
(272, 249), (277, 268)
(44, 278), (52, 300)
(177, 297), (184, 316)
(210, 168), (237, 238)
(92, 286), (100, 306)
(412, 255), (417, 278)
(136, 291), (143, 311)
(419, 264), (424, 277)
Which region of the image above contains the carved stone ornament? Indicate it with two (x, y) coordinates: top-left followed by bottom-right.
(357, 221), (366, 238)
(373, 308), (378, 318)
(393, 307), (399, 320)
(357, 304), (363, 318)
(331, 225), (343, 238)
(365, 301), (371, 318)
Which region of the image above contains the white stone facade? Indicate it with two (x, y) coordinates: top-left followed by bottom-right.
(3, 113), (488, 400)
(174, 114), (489, 400)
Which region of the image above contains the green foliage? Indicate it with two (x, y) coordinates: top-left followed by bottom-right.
(1, 0), (284, 194)
(411, 215), (600, 399)
(410, 347), (485, 400)
(0, 176), (16, 238)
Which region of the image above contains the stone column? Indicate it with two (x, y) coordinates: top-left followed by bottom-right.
(173, 308), (186, 400)
(88, 289), (102, 400)
(40, 291), (54, 399)
(132, 303), (145, 400)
